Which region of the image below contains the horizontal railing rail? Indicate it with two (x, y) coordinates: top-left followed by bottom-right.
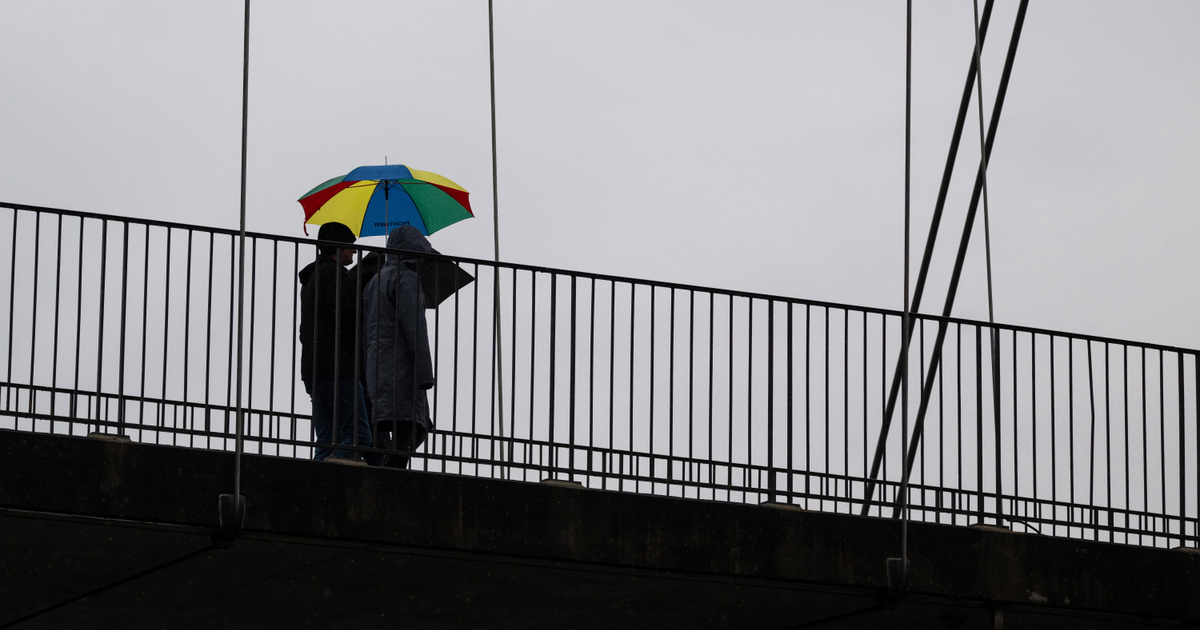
(0, 201), (1196, 550)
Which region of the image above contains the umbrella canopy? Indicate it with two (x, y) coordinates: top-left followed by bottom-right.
(299, 164), (473, 237)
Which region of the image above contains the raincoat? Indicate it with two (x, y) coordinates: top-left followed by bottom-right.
(362, 226), (435, 432)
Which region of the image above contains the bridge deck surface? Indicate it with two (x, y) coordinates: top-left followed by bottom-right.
(1, 430), (1195, 629)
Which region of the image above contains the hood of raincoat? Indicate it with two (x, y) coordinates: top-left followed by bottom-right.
(385, 225), (436, 268)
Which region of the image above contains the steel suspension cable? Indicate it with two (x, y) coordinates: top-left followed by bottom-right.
(214, 0), (251, 548)
(891, 0), (1031, 519)
(488, 0), (508, 477)
(972, 0), (996, 329)
(894, 0), (914, 597)
(233, 0), (250, 506)
(972, 0), (1005, 526)
(861, 0), (997, 515)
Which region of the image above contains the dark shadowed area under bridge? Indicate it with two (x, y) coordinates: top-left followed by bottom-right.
(2, 430), (1199, 629)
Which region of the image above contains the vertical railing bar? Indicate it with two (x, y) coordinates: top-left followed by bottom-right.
(588, 278), (597, 480)
(935, 324), (946, 517)
(918, 317), (926, 498)
(822, 307), (829, 510)
(955, 323), (962, 521)
(26, 212), (43, 423)
(1178, 352), (1187, 549)
(1030, 333), (1038, 505)
(116, 221), (130, 432)
(548, 273), (558, 477)
(204, 232), (218, 444)
(842, 309), (849, 511)
(862, 313), (869, 504)
(991, 325), (1003, 526)
(726, 294), (733, 502)
(1158, 349), (1166, 541)
(607, 279), (617, 488)
(1086, 341), (1099, 540)
(628, 278), (638, 487)
(880, 312), (887, 510)
(669, 287), (676, 486)
(975, 325), (984, 524)
(226, 234), (238, 446)
(804, 304), (811, 507)
(180, 231), (196, 444)
(1050, 335), (1058, 513)
(1139, 345), (1148, 546)
(472, 259), (482, 460)
(707, 291), (715, 498)
(487, 264), (500, 475)
(138, 226), (151, 440)
(647, 283), (656, 488)
(767, 299), (775, 501)
(50, 214), (64, 424)
(71, 218), (85, 421)
(5, 210), (18, 413)
(786, 302), (794, 503)
(687, 289), (695, 494)
(245, 238), (257, 450)
(567, 274), (576, 478)
(509, 267), (518, 475)
(449, 258), (462, 466)
(1069, 338), (1077, 528)
(1122, 343), (1131, 542)
(290, 244), (301, 456)
(435, 258), (450, 471)
(428, 256), (442, 471)
(1008, 331), (1017, 504)
(1104, 342), (1113, 541)
(471, 261), (482, 463)
(95, 219), (109, 435)
(746, 298), (753, 500)
(308, 245), (333, 457)
(1193, 352), (1199, 546)
(268, 240), (279, 444)
(526, 271), (538, 476)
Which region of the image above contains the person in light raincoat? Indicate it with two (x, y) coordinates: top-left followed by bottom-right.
(362, 225), (436, 468)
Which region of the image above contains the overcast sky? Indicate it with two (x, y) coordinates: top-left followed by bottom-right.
(2, 0), (1198, 349)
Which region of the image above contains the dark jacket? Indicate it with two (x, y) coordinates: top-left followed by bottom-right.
(362, 227), (435, 430)
(298, 255), (361, 382)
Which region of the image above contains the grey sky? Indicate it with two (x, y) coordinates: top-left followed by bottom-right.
(2, 0), (1197, 348)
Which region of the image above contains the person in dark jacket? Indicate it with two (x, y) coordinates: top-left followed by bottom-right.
(362, 226), (435, 468)
(298, 222), (372, 461)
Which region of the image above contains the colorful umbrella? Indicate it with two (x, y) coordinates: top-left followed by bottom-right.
(299, 164), (473, 237)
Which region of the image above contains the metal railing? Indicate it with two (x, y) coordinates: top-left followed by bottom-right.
(1, 201), (1196, 549)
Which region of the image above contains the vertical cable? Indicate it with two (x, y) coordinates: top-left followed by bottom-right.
(897, 0), (914, 587)
(972, 0), (1004, 528)
(862, 0), (999, 514)
(217, 0), (252, 547)
(487, 0), (508, 477)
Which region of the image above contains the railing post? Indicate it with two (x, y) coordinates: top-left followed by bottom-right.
(1178, 352), (1187, 549)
